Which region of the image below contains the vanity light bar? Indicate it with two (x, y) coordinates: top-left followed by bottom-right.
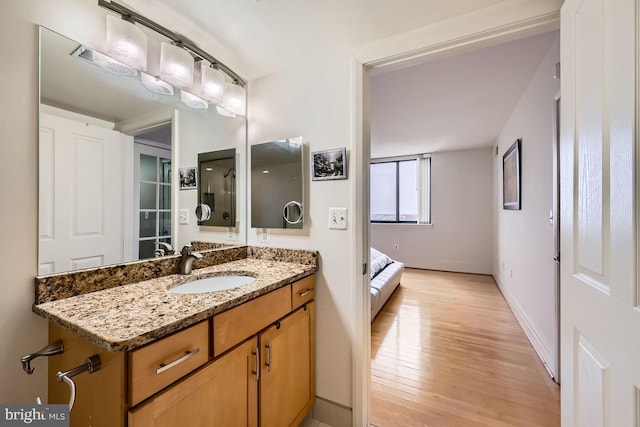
(97, 0), (246, 88)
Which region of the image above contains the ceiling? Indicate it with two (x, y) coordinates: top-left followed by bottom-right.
(370, 30), (559, 157)
(127, 0), (559, 156)
(131, 0), (509, 80)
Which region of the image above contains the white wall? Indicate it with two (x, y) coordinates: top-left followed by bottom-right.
(176, 109), (246, 246)
(0, 0), (113, 404)
(493, 34), (560, 376)
(371, 147), (494, 274)
(247, 52), (356, 411)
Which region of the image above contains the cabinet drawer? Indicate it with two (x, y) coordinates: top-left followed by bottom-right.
(213, 285), (291, 357)
(292, 275), (315, 309)
(129, 320), (209, 406)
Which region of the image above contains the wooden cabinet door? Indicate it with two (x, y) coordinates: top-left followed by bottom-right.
(129, 338), (258, 427)
(260, 302), (315, 427)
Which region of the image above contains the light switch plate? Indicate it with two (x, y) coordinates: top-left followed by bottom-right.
(179, 209), (189, 225)
(329, 207), (348, 230)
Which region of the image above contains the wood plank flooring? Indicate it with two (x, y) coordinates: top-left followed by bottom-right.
(370, 269), (560, 427)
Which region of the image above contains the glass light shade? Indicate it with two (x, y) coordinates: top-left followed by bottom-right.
(159, 42), (194, 89)
(93, 50), (137, 76)
(141, 73), (174, 95)
(201, 67), (226, 104)
(106, 15), (147, 71)
(216, 105), (236, 117)
(222, 83), (246, 116)
(181, 90), (208, 109)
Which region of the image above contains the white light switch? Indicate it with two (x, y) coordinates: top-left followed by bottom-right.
(329, 207), (348, 230)
(179, 209), (189, 225)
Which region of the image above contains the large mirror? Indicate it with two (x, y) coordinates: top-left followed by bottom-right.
(251, 139), (304, 229)
(38, 27), (247, 275)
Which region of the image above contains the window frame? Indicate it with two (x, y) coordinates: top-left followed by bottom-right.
(370, 154), (431, 224)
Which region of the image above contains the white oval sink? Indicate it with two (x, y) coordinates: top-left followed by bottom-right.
(169, 276), (255, 294)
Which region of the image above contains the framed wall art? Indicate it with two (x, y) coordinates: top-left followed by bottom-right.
(179, 166), (197, 190)
(312, 147), (347, 181)
(503, 139), (521, 210)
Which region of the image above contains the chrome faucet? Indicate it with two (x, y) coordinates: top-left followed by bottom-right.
(180, 245), (203, 275)
(155, 241), (174, 257)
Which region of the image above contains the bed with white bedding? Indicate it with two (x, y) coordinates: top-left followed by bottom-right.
(370, 248), (404, 321)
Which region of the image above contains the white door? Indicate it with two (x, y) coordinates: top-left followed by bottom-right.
(560, 0), (638, 425)
(39, 113), (126, 274)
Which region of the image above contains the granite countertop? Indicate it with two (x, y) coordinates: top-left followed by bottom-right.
(34, 259), (316, 352)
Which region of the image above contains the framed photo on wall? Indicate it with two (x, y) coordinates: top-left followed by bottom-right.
(179, 167), (197, 190)
(312, 147), (347, 181)
(503, 139), (521, 210)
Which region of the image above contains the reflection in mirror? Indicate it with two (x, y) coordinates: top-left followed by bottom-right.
(251, 138), (304, 229)
(38, 27), (247, 275)
(198, 149), (236, 227)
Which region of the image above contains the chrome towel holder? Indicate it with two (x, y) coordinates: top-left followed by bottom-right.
(56, 354), (102, 411)
(21, 340), (64, 374)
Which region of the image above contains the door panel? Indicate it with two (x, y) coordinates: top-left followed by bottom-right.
(561, 0), (639, 425)
(39, 113), (125, 274)
(260, 303), (314, 427)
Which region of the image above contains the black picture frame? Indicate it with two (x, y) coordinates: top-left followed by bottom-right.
(311, 147), (347, 181)
(503, 139), (521, 210)
(178, 167), (198, 190)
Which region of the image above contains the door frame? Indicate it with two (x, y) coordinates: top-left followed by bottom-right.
(351, 4), (562, 426)
(552, 91), (561, 383)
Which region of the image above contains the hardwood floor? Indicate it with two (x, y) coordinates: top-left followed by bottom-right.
(370, 268), (560, 427)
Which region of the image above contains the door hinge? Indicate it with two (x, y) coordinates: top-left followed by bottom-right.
(362, 263), (367, 276)
(553, 253), (560, 263)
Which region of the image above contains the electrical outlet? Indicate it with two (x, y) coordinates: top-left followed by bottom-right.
(329, 207), (348, 230)
(179, 209), (189, 225)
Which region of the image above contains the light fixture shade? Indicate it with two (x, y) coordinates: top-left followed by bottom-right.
(181, 90), (208, 109)
(215, 105), (236, 117)
(222, 83), (246, 116)
(106, 15), (147, 71)
(93, 50), (138, 76)
(141, 73), (174, 95)
(201, 67), (226, 104)
(159, 42), (194, 89)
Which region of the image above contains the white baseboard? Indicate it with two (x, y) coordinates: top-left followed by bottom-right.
(492, 275), (557, 379)
(313, 396), (352, 427)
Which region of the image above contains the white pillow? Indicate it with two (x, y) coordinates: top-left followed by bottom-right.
(370, 248), (393, 279)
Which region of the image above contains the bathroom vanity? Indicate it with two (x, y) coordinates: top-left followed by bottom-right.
(33, 247), (317, 427)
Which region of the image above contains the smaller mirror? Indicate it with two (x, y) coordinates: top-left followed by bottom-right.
(198, 148), (236, 227)
(251, 138), (304, 229)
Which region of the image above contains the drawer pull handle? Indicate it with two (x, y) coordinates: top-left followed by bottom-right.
(299, 289), (313, 297)
(156, 348), (200, 374)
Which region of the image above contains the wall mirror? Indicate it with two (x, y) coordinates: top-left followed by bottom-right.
(251, 138), (304, 229)
(38, 27), (247, 275)
(198, 148), (236, 227)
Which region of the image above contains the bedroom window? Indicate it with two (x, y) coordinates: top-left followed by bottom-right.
(370, 155), (431, 224)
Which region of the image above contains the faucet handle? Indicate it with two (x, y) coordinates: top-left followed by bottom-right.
(181, 245), (194, 256)
(156, 241), (173, 251)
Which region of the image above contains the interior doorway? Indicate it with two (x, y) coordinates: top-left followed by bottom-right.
(360, 28), (562, 426)
(131, 122), (173, 260)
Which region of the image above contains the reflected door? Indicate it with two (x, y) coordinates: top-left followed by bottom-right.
(39, 112), (127, 274)
(134, 143), (171, 259)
